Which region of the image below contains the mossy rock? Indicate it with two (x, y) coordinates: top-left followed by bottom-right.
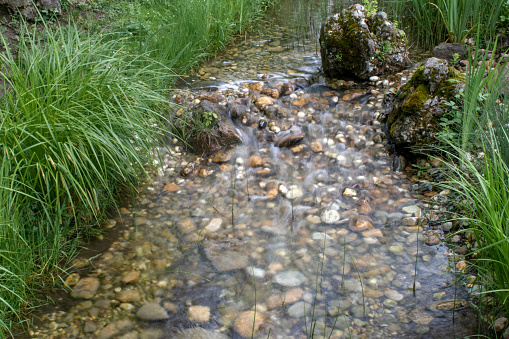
(386, 57), (465, 153)
(319, 4), (410, 80)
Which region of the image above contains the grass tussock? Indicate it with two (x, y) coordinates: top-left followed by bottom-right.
(0, 22), (170, 336)
(379, 0), (506, 50)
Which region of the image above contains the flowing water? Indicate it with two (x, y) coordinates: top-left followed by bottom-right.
(28, 1), (479, 338)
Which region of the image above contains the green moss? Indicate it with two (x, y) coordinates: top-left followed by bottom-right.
(401, 84), (429, 113)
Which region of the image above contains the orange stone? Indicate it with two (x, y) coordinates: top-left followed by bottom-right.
(163, 183), (180, 193)
(291, 98), (307, 106)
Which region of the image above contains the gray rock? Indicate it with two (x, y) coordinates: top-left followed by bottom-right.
(386, 57), (464, 152)
(71, 277), (100, 299)
(175, 328), (228, 339)
(136, 302), (169, 321)
(97, 319), (134, 339)
(432, 42), (467, 62)
(273, 271), (307, 287)
(320, 4), (410, 80)
(204, 239), (248, 271)
(287, 301), (312, 317)
(0, 0), (61, 20)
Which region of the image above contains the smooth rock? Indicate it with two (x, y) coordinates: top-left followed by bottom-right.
(121, 271), (140, 284)
(247, 155), (264, 167)
(286, 186), (303, 199)
(211, 150), (232, 163)
(97, 319), (134, 339)
(187, 305), (211, 322)
(163, 183), (180, 193)
(205, 218), (223, 232)
(425, 234), (441, 246)
(384, 289), (404, 301)
(321, 210), (341, 224)
(276, 133), (305, 148)
(287, 301), (311, 317)
(310, 141), (323, 152)
(204, 239), (249, 271)
(136, 302), (169, 321)
(71, 277), (100, 300)
(65, 273), (80, 287)
(117, 289), (141, 303)
(234, 311), (264, 337)
(176, 328), (228, 339)
(494, 317), (508, 331)
(274, 271), (307, 287)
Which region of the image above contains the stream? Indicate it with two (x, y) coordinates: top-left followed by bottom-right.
(28, 1), (479, 338)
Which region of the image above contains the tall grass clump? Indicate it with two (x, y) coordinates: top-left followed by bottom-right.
(114, 0), (278, 73)
(431, 39), (509, 322)
(379, 0), (506, 51)
(0, 22), (170, 335)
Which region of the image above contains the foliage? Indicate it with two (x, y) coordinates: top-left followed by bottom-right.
(0, 22), (170, 335)
(379, 0), (505, 50)
(376, 40), (392, 60)
(107, 0), (276, 74)
(363, 0), (378, 17)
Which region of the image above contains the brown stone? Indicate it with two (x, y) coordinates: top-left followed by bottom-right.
(241, 82), (264, 92)
(494, 317), (508, 331)
(211, 150), (231, 163)
(71, 277), (100, 299)
(362, 229), (383, 238)
(310, 141), (323, 152)
(349, 215), (374, 232)
(342, 89), (364, 101)
(180, 162), (196, 177)
(234, 311), (264, 337)
(290, 144), (306, 153)
(260, 88), (280, 99)
(121, 271), (140, 284)
(283, 288), (304, 305)
(117, 289), (141, 303)
(247, 155), (264, 168)
(187, 305), (211, 322)
(254, 96), (274, 110)
(163, 183), (179, 193)
(291, 98), (307, 106)
(425, 234), (441, 246)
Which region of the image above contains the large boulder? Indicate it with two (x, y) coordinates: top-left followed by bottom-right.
(319, 4), (410, 80)
(0, 0), (61, 20)
(385, 57), (465, 153)
(432, 42), (467, 62)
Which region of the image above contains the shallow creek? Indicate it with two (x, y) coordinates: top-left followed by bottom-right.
(28, 2), (479, 339)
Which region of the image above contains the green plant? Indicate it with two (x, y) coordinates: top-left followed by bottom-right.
(0, 21), (170, 335)
(376, 40), (392, 60)
(363, 0), (378, 17)
(335, 53), (343, 62)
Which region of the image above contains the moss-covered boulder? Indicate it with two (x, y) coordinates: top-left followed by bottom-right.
(386, 57), (465, 152)
(319, 4), (410, 80)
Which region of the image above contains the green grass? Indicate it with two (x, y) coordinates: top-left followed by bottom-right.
(379, 0), (506, 51)
(0, 21), (171, 336)
(428, 35), (509, 328)
(103, 0), (278, 74)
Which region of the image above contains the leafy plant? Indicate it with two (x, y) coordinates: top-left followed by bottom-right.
(376, 40), (392, 60)
(363, 0), (378, 17)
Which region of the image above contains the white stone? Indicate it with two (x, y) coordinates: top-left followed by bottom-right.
(205, 218), (223, 232)
(321, 210), (341, 224)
